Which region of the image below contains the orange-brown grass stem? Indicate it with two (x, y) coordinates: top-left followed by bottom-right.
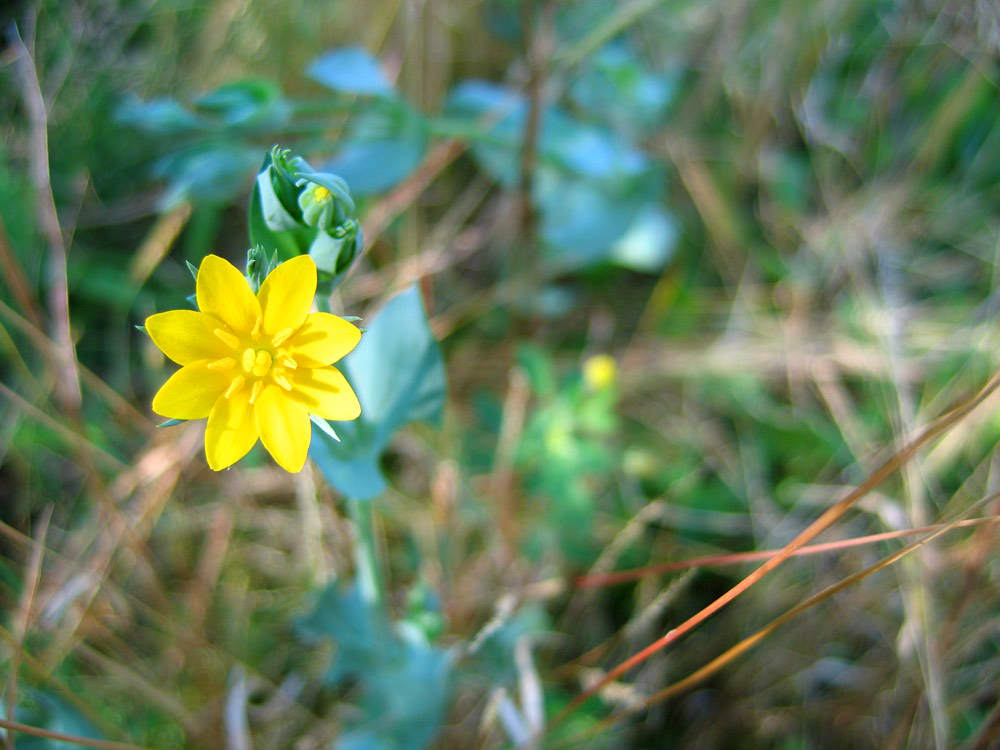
(552, 369), (1000, 727)
(573, 515), (1000, 588)
(565, 489), (1000, 744)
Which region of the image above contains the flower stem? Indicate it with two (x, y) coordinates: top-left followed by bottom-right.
(348, 497), (382, 606)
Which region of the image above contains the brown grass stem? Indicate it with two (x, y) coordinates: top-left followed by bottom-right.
(5, 506), (51, 750)
(573, 515), (1000, 588)
(564, 489), (1000, 746)
(12, 18), (82, 413)
(551, 368), (1000, 727)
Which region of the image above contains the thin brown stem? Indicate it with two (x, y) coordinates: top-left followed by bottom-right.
(12, 18), (82, 414)
(552, 368), (1000, 727)
(5, 506), (52, 750)
(0, 719), (149, 750)
(573, 515), (1000, 588)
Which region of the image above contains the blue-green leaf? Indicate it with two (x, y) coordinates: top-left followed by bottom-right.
(323, 106), (428, 195)
(153, 143), (260, 208)
(6, 688), (107, 750)
(609, 203), (678, 272)
(115, 95), (203, 136)
(297, 583), (451, 750)
(310, 286), (446, 500)
(298, 584), (394, 682)
(193, 79), (290, 129)
(308, 46), (395, 98)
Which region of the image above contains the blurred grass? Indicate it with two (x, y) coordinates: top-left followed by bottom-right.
(2, 0), (1000, 748)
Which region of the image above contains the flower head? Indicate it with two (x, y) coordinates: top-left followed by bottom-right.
(146, 254), (361, 472)
(298, 181), (337, 228)
(582, 354), (617, 391)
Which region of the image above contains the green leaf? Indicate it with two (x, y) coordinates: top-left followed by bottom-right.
(569, 41), (678, 136)
(297, 583), (451, 750)
(298, 583), (393, 682)
(446, 79), (665, 269)
(115, 95), (203, 136)
(193, 79), (289, 129)
(153, 143), (260, 208)
(323, 106), (429, 195)
(307, 46), (395, 98)
(609, 203), (678, 272)
(310, 286), (446, 500)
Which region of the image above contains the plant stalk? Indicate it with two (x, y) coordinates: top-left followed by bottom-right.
(348, 497), (383, 606)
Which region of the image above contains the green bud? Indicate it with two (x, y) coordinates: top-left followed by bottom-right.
(245, 244), (279, 293)
(249, 145), (363, 289)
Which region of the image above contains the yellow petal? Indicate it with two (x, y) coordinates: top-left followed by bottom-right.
(255, 385), (311, 472)
(288, 366), (362, 421)
(257, 255), (316, 338)
(285, 312), (361, 367)
(151, 362), (230, 419)
(146, 310), (233, 365)
(196, 254), (262, 334)
(204, 386), (258, 470)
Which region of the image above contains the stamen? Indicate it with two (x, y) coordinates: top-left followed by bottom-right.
(249, 380), (264, 405)
(280, 357), (298, 370)
(214, 328), (240, 349)
(241, 348), (256, 372)
(207, 357), (235, 371)
(271, 327), (294, 347)
(251, 316), (263, 341)
(225, 375), (245, 399)
(274, 373), (293, 391)
(251, 350), (273, 377)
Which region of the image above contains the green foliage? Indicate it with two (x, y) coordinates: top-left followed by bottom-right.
(445, 79), (675, 271)
(324, 105), (430, 195)
(297, 583), (451, 750)
(119, 39), (677, 274)
(117, 79), (293, 207)
(307, 46), (397, 99)
(516, 347), (621, 564)
(310, 286), (446, 500)
(2, 689), (106, 750)
(6, 1), (1000, 749)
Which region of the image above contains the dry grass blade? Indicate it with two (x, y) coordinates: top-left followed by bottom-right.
(573, 515), (1000, 588)
(5, 506), (51, 750)
(0, 380), (126, 471)
(569, 490), (1000, 743)
(11, 18), (81, 413)
(127, 202), (192, 287)
(358, 139), (466, 258)
(0, 299), (153, 431)
(552, 368), (1000, 727)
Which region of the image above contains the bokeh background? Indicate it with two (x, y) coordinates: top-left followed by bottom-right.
(3, 0), (1000, 748)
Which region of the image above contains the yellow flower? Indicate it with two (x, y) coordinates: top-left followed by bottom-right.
(146, 254), (361, 472)
(582, 354), (617, 391)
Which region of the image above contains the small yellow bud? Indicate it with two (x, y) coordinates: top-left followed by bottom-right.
(583, 354), (617, 391)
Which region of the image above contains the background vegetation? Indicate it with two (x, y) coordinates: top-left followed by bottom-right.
(3, 0), (1000, 748)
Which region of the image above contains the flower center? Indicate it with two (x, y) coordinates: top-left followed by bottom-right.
(242, 348), (273, 377)
(313, 185), (330, 201)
